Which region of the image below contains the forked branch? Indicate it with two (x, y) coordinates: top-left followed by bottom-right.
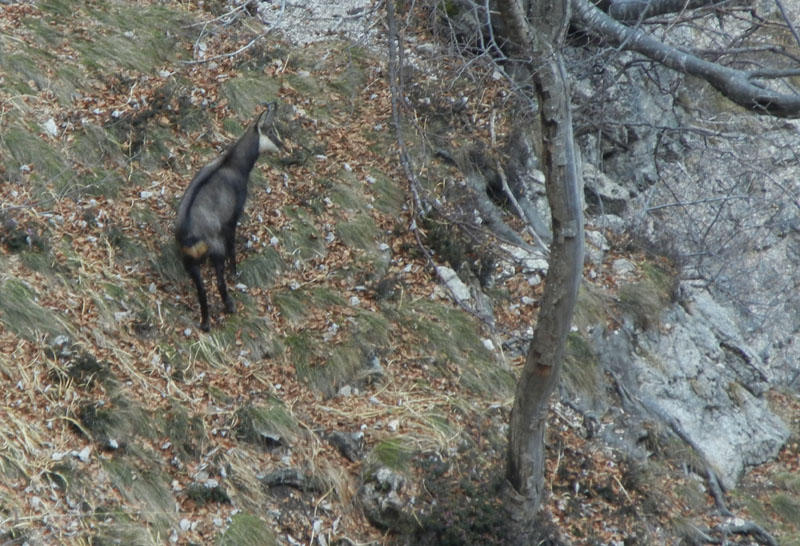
(571, 0), (800, 117)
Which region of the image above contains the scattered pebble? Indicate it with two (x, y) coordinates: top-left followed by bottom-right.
(75, 446), (91, 463)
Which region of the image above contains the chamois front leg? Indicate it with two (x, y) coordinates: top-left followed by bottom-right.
(224, 224), (237, 277)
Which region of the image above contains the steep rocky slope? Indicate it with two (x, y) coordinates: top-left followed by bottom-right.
(1, 1), (799, 545)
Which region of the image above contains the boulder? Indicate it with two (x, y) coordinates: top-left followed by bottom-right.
(583, 163), (632, 216)
(358, 466), (410, 530)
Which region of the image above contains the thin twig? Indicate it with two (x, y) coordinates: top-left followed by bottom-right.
(386, 0), (496, 323)
(181, 34), (265, 65)
(181, 0), (287, 65)
(497, 163), (551, 254)
(773, 0), (800, 50)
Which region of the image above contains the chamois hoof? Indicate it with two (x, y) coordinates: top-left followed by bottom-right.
(224, 300), (236, 314)
(200, 321), (211, 332)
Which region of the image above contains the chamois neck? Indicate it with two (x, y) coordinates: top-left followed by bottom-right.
(227, 126), (261, 175)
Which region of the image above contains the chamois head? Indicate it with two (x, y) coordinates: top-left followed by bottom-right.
(257, 101), (282, 155)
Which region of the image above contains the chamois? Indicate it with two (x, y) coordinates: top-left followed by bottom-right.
(175, 102), (282, 331)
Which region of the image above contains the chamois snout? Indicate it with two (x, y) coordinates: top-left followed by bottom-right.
(174, 102), (282, 331)
(257, 101), (283, 154)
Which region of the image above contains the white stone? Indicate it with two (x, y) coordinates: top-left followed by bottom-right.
(435, 266), (471, 302)
(612, 258), (636, 276)
(338, 385), (353, 397)
(41, 118), (58, 136)
(75, 446), (91, 463)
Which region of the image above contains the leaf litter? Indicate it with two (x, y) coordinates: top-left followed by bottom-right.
(0, 1), (798, 545)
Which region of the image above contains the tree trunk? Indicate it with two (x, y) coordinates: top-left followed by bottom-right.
(497, 0), (585, 529)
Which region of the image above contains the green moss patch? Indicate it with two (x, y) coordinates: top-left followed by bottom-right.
(352, 309), (393, 348)
(77, 396), (157, 444)
(22, 16), (64, 48)
(279, 206), (326, 260)
(162, 403), (207, 461)
(369, 438), (412, 472)
(70, 4), (185, 73)
(369, 170), (407, 215)
(616, 261), (677, 331)
(218, 312), (284, 361)
(325, 44), (369, 101)
(329, 172), (367, 211)
(336, 212), (381, 254)
(103, 456), (176, 533)
(773, 493), (800, 526)
(221, 74), (281, 117)
(572, 283), (609, 331)
(239, 247), (286, 286)
(297, 341), (364, 396)
(390, 299), (513, 396)
(152, 242), (185, 285)
(0, 126), (71, 190)
(0, 278), (71, 341)
(562, 331), (601, 396)
(235, 399), (299, 448)
(90, 509), (161, 546)
(186, 482), (231, 505)
(71, 123), (125, 166)
(0, 50), (51, 95)
(284, 72), (321, 96)
(219, 513), (277, 546)
(273, 288), (310, 324)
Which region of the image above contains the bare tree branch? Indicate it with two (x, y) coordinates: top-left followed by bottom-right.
(571, 0), (800, 117)
(773, 0), (800, 49)
(606, 0), (724, 23)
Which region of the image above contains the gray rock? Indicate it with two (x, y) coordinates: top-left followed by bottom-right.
(612, 258), (636, 276)
(358, 466), (409, 530)
(435, 266), (472, 302)
(361, 353), (385, 383)
(591, 284), (788, 490)
(585, 230), (610, 266)
(583, 163), (632, 216)
(326, 431), (365, 462)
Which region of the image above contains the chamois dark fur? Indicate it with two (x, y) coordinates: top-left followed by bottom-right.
(175, 102), (282, 331)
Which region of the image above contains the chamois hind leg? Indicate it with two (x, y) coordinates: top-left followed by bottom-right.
(212, 253), (235, 314)
(185, 259), (211, 332)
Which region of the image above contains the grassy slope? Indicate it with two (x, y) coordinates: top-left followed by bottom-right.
(1, 1), (799, 545)
(0, 1), (513, 543)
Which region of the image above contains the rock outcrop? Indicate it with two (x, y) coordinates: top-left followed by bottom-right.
(588, 284), (789, 490)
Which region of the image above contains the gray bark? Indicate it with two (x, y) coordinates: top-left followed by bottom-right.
(498, 0), (586, 527)
(605, 0), (722, 23)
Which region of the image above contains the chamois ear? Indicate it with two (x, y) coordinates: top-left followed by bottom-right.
(259, 101), (277, 124)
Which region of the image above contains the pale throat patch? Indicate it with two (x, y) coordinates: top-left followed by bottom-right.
(259, 132), (280, 154)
